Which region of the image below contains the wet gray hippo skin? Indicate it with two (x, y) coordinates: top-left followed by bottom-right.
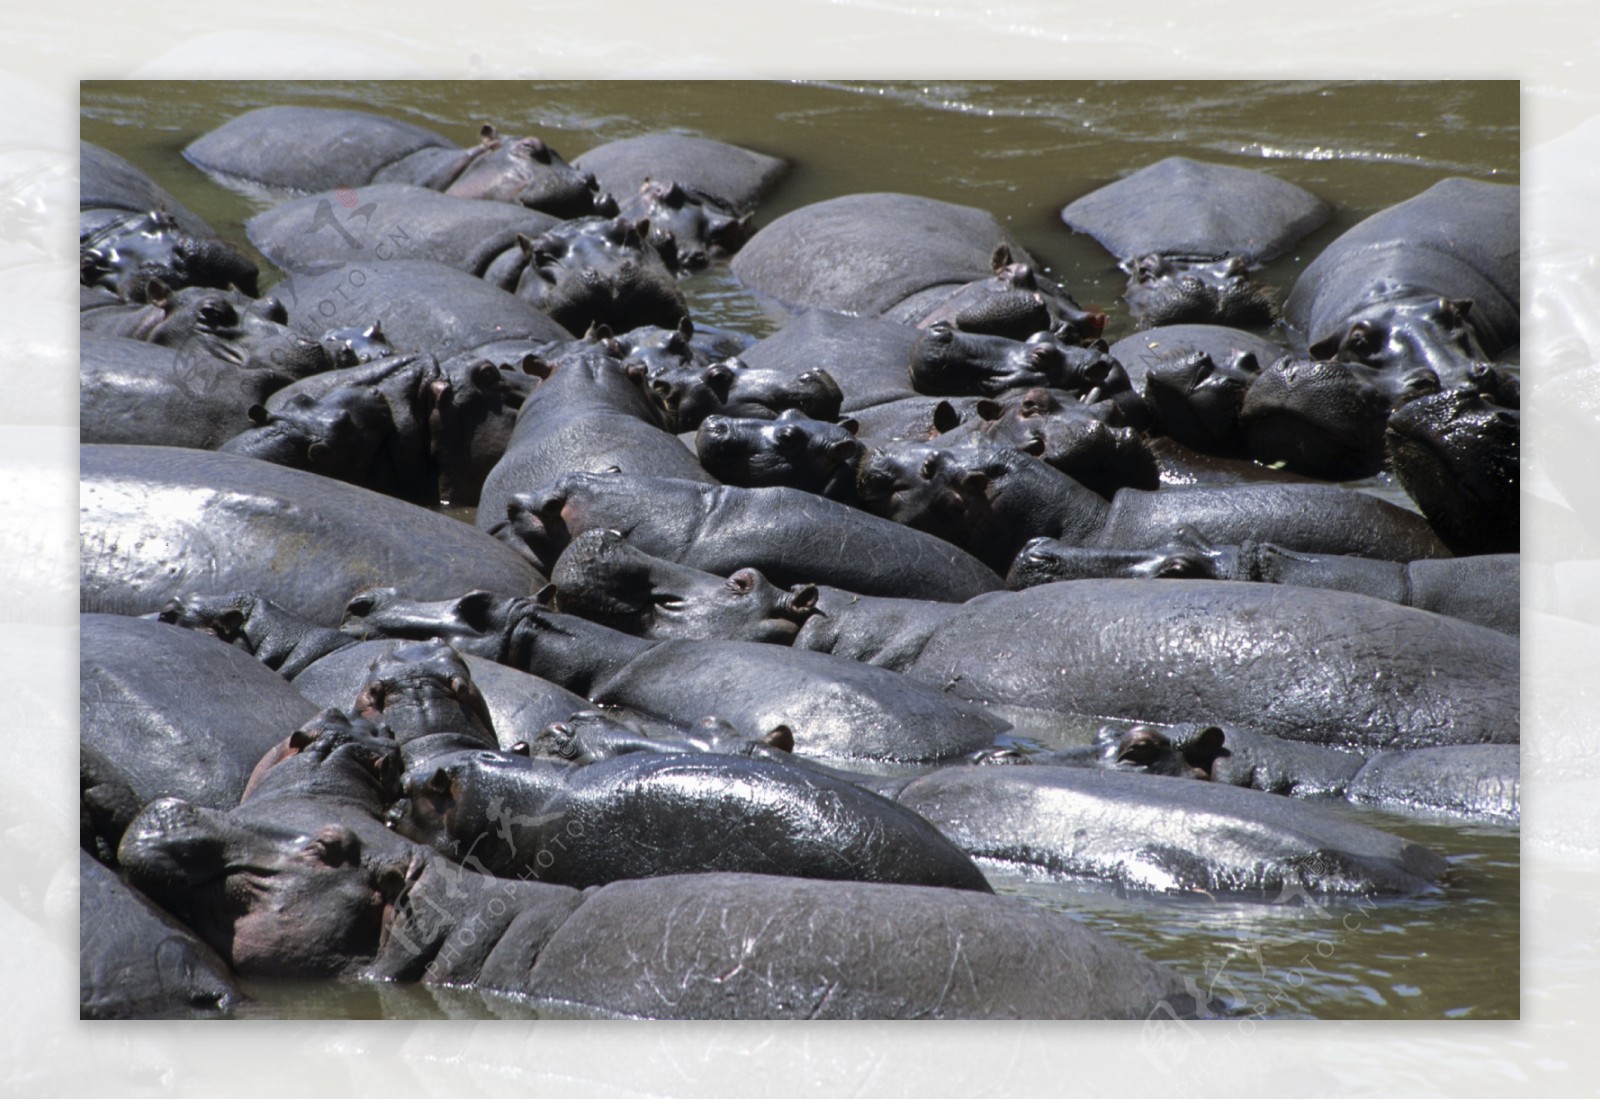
(80, 283), (332, 381)
(80, 445), (544, 622)
(1060, 158), (1331, 327)
(79, 850), (241, 1019)
(549, 529), (819, 644)
(902, 244), (1108, 341)
(391, 747), (992, 891)
(508, 215), (689, 335)
(613, 178), (752, 271)
(895, 767), (1446, 896)
(891, 580), (1518, 751)
(147, 591), (360, 677)
(738, 309), (926, 413)
(695, 410), (865, 500)
(573, 133), (789, 215)
(494, 470), (1006, 601)
(278, 260), (573, 358)
(731, 193), (1089, 331)
(81, 141), (215, 241)
(527, 711), (794, 766)
(82, 208), (260, 301)
(291, 637), (591, 752)
(184, 108), (598, 215)
(475, 339), (716, 531)
(245, 183), (562, 285)
(1007, 534), (1519, 635)
(857, 436), (1451, 572)
(80, 614), (322, 859)
(1386, 386), (1519, 556)
(80, 334), (283, 450)
(1109, 324), (1287, 393)
(338, 593), (1008, 763)
(1284, 178), (1519, 379)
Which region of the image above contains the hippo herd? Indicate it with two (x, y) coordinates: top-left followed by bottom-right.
(78, 98), (1518, 1020)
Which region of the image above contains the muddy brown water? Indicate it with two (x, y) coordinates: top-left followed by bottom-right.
(80, 79), (1519, 1020)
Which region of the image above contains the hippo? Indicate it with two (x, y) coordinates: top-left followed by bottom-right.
(1060, 158), (1331, 327)
(80, 445), (544, 623)
(695, 410), (865, 500)
(474, 338), (716, 530)
(390, 747), (992, 891)
(1109, 324), (1289, 393)
(276, 259), (573, 358)
(897, 580), (1519, 752)
(549, 529), (819, 644)
(1284, 178), (1519, 380)
(612, 178), (752, 270)
(335, 592), (1009, 763)
(79, 850), (241, 1019)
(486, 469), (1005, 602)
(80, 140), (215, 241)
(244, 183), (562, 285)
(527, 711), (794, 765)
(320, 321), (396, 368)
(146, 590), (360, 677)
(80, 333), (285, 450)
(854, 435), (1450, 573)
(508, 215), (688, 335)
(1006, 532), (1520, 635)
(572, 132), (789, 215)
(81, 208), (259, 299)
(80, 613), (321, 855)
(731, 193), (1101, 339)
(184, 107), (598, 215)
(895, 766), (1445, 896)
(80, 282), (332, 381)
(1386, 385), (1519, 555)
(736, 310), (926, 413)
(886, 243), (1107, 340)
(626, 352), (844, 433)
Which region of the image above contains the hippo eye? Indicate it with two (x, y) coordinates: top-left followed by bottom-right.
(197, 299), (235, 327)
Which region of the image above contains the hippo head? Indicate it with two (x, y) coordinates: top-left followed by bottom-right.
(1385, 385), (1519, 555)
(147, 284), (331, 379)
(118, 796), (420, 979)
(616, 178), (752, 272)
(424, 357), (519, 506)
(1310, 285), (1492, 380)
(979, 389), (1158, 497)
(241, 707), (403, 806)
(549, 528), (818, 644)
(854, 441), (965, 537)
(1099, 724), (1226, 779)
(1004, 529), (1234, 589)
(351, 639), (499, 749)
(919, 244), (1107, 342)
(696, 410), (864, 494)
(1242, 355), (1443, 480)
(341, 587), (519, 660)
(512, 215), (689, 335)
(627, 356), (738, 433)
(1140, 348), (1261, 456)
(443, 126), (599, 217)
(910, 322), (1068, 397)
(220, 386), (393, 486)
(1124, 252), (1275, 329)
(81, 209), (260, 298)
(147, 591), (260, 649)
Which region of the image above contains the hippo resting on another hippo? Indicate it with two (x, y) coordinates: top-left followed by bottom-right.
(184, 108), (600, 216)
(1061, 158), (1332, 327)
(1386, 384), (1519, 556)
(80, 445), (544, 623)
(338, 588), (1008, 763)
(1284, 178), (1519, 381)
(1006, 530), (1519, 635)
(731, 193), (1104, 340)
(485, 469), (1005, 602)
(573, 132), (789, 215)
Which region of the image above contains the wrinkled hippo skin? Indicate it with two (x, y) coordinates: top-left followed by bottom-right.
(896, 767), (1446, 895)
(573, 132), (789, 214)
(487, 469), (1004, 602)
(81, 445), (543, 622)
(80, 614), (321, 855)
(1345, 744), (1519, 823)
(392, 748), (992, 891)
(521, 873), (1196, 1020)
(900, 580), (1518, 751)
(79, 850), (241, 1019)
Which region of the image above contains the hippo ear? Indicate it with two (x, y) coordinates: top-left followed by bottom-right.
(479, 123), (499, 144)
(1230, 351), (1261, 375)
(763, 725), (796, 753)
(1441, 297), (1474, 322)
(583, 321), (613, 342)
(975, 399), (1003, 423)
(453, 590), (499, 631)
(931, 401), (962, 435)
(515, 233), (535, 257)
(518, 354), (554, 380)
(623, 361), (648, 386)
(1091, 338), (1109, 353)
(957, 470), (990, 497)
(210, 606), (248, 641)
(990, 243), (1013, 272)
(703, 362), (736, 402)
(508, 740), (532, 757)
(246, 404), (272, 426)
(1308, 333), (1342, 361)
(838, 417), (859, 436)
(145, 277), (173, 310)
(365, 321), (384, 341)
(532, 583), (558, 609)
(1180, 726), (1227, 777)
(825, 437), (863, 467)
(288, 725), (321, 752)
